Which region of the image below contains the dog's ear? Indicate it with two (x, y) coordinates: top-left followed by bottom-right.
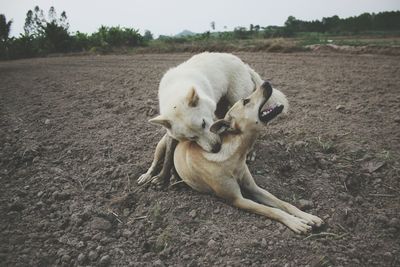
(210, 119), (232, 134)
(186, 87), (199, 107)
(149, 115), (171, 129)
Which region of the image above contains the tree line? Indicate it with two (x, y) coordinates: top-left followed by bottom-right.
(0, 6), (152, 60)
(231, 11), (400, 39)
(0, 7), (399, 60)
(283, 11), (400, 35)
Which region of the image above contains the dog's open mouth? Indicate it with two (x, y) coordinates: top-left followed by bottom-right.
(258, 101), (284, 123)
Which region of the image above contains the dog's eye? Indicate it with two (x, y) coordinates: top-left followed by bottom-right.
(243, 99), (250, 106)
(202, 119), (206, 129)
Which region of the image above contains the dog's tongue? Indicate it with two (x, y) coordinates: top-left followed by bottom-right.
(261, 106), (274, 114)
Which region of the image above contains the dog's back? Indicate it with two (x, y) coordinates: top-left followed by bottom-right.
(158, 52), (261, 110)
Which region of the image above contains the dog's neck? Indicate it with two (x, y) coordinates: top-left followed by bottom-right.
(202, 128), (259, 163)
(233, 128), (260, 157)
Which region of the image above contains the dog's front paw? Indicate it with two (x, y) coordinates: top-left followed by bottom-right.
(299, 212), (324, 227)
(137, 172), (153, 185)
(151, 175), (163, 185)
(284, 216), (312, 234)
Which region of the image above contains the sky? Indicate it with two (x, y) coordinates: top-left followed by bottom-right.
(1, 0), (399, 37)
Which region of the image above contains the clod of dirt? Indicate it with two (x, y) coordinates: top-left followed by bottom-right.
(298, 199), (314, 210)
(338, 192), (351, 201)
(88, 250), (98, 261)
(122, 229), (133, 238)
(294, 140), (307, 147)
(189, 209), (197, 218)
(388, 218), (399, 229)
(342, 208), (359, 227)
(153, 259), (165, 267)
(109, 192), (136, 210)
(344, 174), (363, 194)
(60, 254), (71, 264)
(207, 239), (217, 248)
(362, 160), (385, 173)
(336, 104), (345, 110)
(375, 214), (389, 225)
(52, 190), (71, 201)
(77, 253), (86, 264)
(90, 217), (112, 231)
(8, 200), (25, 212)
(260, 238), (267, 248)
(99, 255), (111, 266)
(384, 252), (393, 261)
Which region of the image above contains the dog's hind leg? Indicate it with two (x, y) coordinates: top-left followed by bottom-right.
(210, 176), (311, 234)
(233, 195), (312, 234)
(150, 134), (178, 186)
(240, 166), (323, 227)
(137, 134), (167, 185)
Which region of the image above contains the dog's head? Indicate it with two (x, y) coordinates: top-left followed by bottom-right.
(210, 81), (286, 137)
(149, 87), (222, 153)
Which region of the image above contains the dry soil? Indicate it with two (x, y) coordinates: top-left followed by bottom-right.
(1, 52), (399, 266)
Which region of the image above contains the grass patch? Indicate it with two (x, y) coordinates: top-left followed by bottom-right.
(133, 38), (307, 54)
(316, 137), (336, 154)
(298, 32), (400, 47)
(150, 202), (162, 225)
(155, 229), (171, 252)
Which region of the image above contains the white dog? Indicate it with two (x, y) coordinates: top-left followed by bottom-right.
(138, 52), (288, 185)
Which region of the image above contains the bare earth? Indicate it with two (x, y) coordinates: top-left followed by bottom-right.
(1, 52), (399, 266)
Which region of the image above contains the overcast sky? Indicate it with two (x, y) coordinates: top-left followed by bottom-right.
(1, 0), (399, 37)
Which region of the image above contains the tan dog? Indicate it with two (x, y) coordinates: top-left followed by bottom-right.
(174, 82), (323, 234)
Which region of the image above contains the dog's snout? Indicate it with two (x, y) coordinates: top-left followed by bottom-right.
(211, 142), (222, 153)
(261, 81), (273, 99)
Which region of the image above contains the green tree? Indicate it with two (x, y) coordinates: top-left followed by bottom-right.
(210, 21), (215, 31)
(23, 6), (71, 53)
(0, 14), (13, 59)
(283, 16), (300, 36)
(249, 24), (254, 32)
(233, 26), (250, 39)
(43, 21), (70, 52)
(24, 6), (45, 36)
(322, 15), (340, 32)
(0, 14), (12, 42)
(143, 30), (153, 41)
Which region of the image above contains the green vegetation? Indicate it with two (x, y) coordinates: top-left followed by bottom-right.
(0, 7), (399, 60)
(284, 11), (400, 35)
(0, 6), (146, 59)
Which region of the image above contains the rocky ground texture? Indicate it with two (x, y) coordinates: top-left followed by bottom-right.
(1, 52), (399, 266)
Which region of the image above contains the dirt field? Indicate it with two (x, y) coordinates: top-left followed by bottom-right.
(1, 51), (399, 266)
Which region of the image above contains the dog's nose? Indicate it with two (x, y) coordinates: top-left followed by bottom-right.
(211, 143), (222, 153)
